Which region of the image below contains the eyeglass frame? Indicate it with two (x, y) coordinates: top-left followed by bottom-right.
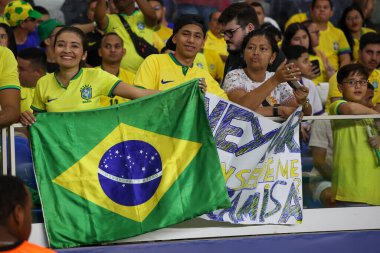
(220, 26), (241, 39)
(341, 79), (369, 87)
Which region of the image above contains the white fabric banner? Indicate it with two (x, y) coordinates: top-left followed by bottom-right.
(203, 93), (303, 225)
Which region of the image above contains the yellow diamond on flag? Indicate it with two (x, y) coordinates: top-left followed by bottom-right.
(53, 123), (202, 222)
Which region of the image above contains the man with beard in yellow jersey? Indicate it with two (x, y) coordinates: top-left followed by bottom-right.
(95, 0), (158, 73)
(134, 14), (228, 100)
(327, 32), (380, 112)
(0, 46), (20, 127)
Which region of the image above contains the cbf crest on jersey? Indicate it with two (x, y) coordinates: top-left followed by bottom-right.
(137, 22), (145, 30)
(333, 41), (339, 51)
(80, 84), (92, 103)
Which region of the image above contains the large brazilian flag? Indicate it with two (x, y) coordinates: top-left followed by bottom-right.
(30, 80), (230, 249)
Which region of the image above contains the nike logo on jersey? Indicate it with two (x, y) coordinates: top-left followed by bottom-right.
(47, 98), (58, 102)
(161, 79), (174, 84)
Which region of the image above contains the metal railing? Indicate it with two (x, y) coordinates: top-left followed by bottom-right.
(1, 123), (24, 176)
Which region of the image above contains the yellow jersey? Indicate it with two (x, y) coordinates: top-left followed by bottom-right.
(316, 22), (351, 71)
(95, 66), (135, 107)
(352, 27), (376, 62)
(155, 25), (173, 44)
(193, 53), (209, 72)
(32, 68), (121, 112)
(134, 53), (228, 99)
(0, 47), (20, 91)
(106, 11), (156, 73)
(204, 48), (224, 83)
(204, 30), (228, 61)
(20, 86), (34, 112)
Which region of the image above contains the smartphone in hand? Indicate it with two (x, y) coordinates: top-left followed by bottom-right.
(310, 59), (321, 76)
(287, 80), (303, 90)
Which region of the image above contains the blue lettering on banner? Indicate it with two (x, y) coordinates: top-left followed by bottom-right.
(236, 192), (260, 221)
(207, 190), (242, 223)
(278, 182), (303, 223)
(208, 180), (302, 224)
(205, 97), (279, 156)
(261, 181), (285, 221)
(204, 97), (228, 132)
(267, 110), (301, 154)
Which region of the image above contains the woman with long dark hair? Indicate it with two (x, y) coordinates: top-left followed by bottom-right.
(339, 5), (376, 62)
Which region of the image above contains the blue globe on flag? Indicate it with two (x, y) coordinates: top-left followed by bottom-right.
(98, 140), (162, 206)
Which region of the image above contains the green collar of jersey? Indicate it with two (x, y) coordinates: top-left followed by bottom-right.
(169, 53), (193, 76)
(54, 68), (83, 89)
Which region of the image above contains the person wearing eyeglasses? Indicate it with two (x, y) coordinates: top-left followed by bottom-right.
(329, 63), (380, 207)
(218, 2), (258, 82)
(3, 1), (42, 51)
(327, 32), (380, 112)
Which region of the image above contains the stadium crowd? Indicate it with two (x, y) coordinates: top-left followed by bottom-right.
(1, 0), (380, 250)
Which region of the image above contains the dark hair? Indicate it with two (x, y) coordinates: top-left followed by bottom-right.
(173, 14), (206, 38)
(34, 5), (49, 15)
(311, 0), (333, 9)
(148, 0), (163, 6)
(218, 3), (259, 29)
(54, 26), (88, 53)
(17, 47), (47, 71)
(242, 28), (279, 55)
(339, 5), (364, 61)
(282, 22), (314, 55)
(163, 34), (175, 52)
(101, 32), (124, 47)
(337, 63), (369, 84)
(0, 23), (17, 56)
(0, 175), (28, 225)
(250, 2), (265, 12)
(283, 45), (308, 61)
(359, 32), (380, 50)
(261, 23), (282, 41)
